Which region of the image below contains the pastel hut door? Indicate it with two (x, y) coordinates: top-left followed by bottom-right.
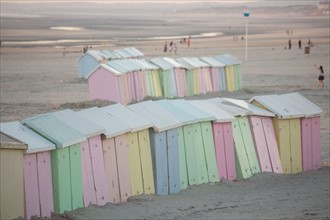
(77, 107), (132, 203)
(1, 122), (56, 219)
(0, 133), (27, 220)
(23, 114), (86, 213)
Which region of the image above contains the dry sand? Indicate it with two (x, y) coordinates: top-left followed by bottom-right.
(0, 2), (329, 219)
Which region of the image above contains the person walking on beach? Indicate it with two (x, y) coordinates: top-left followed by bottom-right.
(187, 36), (190, 47)
(315, 65), (325, 88)
(288, 39), (292, 49)
(164, 41), (168, 53)
(298, 40), (302, 49)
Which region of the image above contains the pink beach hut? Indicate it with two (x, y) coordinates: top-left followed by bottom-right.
(199, 57), (227, 92)
(77, 107), (133, 203)
(223, 98), (283, 174)
(51, 109), (109, 207)
(279, 92), (323, 171)
(187, 100), (237, 181)
(0, 122), (56, 219)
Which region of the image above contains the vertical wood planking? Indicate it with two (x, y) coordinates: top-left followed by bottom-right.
(262, 118), (283, 173)
(69, 144), (83, 210)
(311, 117), (321, 170)
(200, 122), (219, 183)
(37, 151), (54, 218)
(24, 154), (40, 219)
(137, 129), (155, 194)
(273, 119), (291, 174)
(102, 138), (120, 203)
(212, 123), (228, 180)
(80, 140), (96, 207)
(193, 124), (208, 184)
(301, 118), (312, 171)
(167, 128), (180, 194)
(115, 135), (132, 202)
(223, 122), (236, 181)
(183, 125), (198, 185)
(249, 116), (272, 172)
(177, 127), (188, 189)
(88, 136), (109, 206)
(289, 119), (302, 174)
(126, 132), (144, 196)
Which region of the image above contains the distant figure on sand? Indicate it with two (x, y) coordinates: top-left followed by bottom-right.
(187, 37), (190, 47)
(164, 41), (168, 53)
(288, 39), (292, 49)
(315, 65), (325, 88)
(298, 40), (302, 49)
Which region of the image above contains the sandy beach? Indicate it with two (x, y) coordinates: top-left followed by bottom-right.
(1, 1), (329, 219)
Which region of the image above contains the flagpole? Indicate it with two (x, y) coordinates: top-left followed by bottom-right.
(243, 8), (250, 61)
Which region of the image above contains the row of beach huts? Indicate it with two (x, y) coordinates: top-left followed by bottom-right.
(0, 92), (323, 219)
(78, 48), (242, 104)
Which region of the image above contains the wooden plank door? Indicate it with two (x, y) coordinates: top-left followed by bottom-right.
(37, 151), (54, 218)
(262, 118), (283, 174)
(24, 154), (40, 219)
(167, 128), (180, 194)
(200, 122), (219, 183)
(249, 116), (272, 172)
(183, 124), (198, 185)
(301, 118), (313, 171)
(137, 129), (155, 195)
(193, 123), (208, 184)
(126, 132), (144, 196)
(81, 140), (96, 207)
(289, 119), (302, 174)
(102, 138), (120, 203)
(69, 144), (83, 210)
(177, 127), (188, 189)
(115, 135), (132, 202)
(212, 123), (228, 180)
(223, 122), (236, 181)
(311, 117), (321, 170)
(88, 136), (109, 205)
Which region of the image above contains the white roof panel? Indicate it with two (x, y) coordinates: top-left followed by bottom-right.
(0, 121), (55, 153)
(248, 94), (304, 119)
(223, 98), (275, 117)
(188, 100), (235, 122)
(77, 107), (131, 138)
(208, 98), (251, 117)
(128, 101), (182, 132)
(199, 57), (225, 67)
(101, 104), (153, 132)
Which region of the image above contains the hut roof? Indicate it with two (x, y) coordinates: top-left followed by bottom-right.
(85, 63), (122, 79)
(106, 59), (158, 74)
(248, 94), (305, 119)
(77, 107), (131, 139)
(101, 104), (153, 132)
(51, 109), (105, 138)
(214, 54), (241, 65)
(154, 100), (197, 125)
(113, 47), (144, 58)
(199, 57), (225, 67)
(208, 98), (251, 117)
(176, 57), (210, 69)
(170, 99), (215, 122)
(223, 98), (275, 117)
(0, 132), (27, 150)
(23, 114), (86, 148)
(150, 57), (185, 70)
(128, 100), (182, 132)
(279, 93), (323, 117)
(187, 100), (235, 122)
(0, 121), (55, 153)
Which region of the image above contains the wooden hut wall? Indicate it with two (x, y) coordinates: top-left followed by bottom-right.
(128, 101), (182, 195)
(23, 115), (86, 213)
(77, 108), (132, 203)
(0, 134), (27, 220)
(87, 66), (121, 103)
(174, 68), (187, 97)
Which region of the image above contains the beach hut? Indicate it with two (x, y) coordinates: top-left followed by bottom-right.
(51, 109), (109, 207)
(0, 132), (27, 220)
(199, 57), (227, 92)
(249, 94), (305, 174)
(113, 47), (144, 59)
(209, 98), (261, 179)
(223, 98), (283, 174)
(187, 100), (237, 181)
(101, 103), (155, 195)
(128, 101), (182, 195)
(279, 93), (323, 171)
(23, 114), (86, 214)
(1, 122), (56, 219)
(77, 107), (133, 202)
(150, 57), (187, 98)
(169, 99), (219, 185)
(176, 57), (213, 96)
(214, 54), (242, 92)
(77, 49), (121, 78)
